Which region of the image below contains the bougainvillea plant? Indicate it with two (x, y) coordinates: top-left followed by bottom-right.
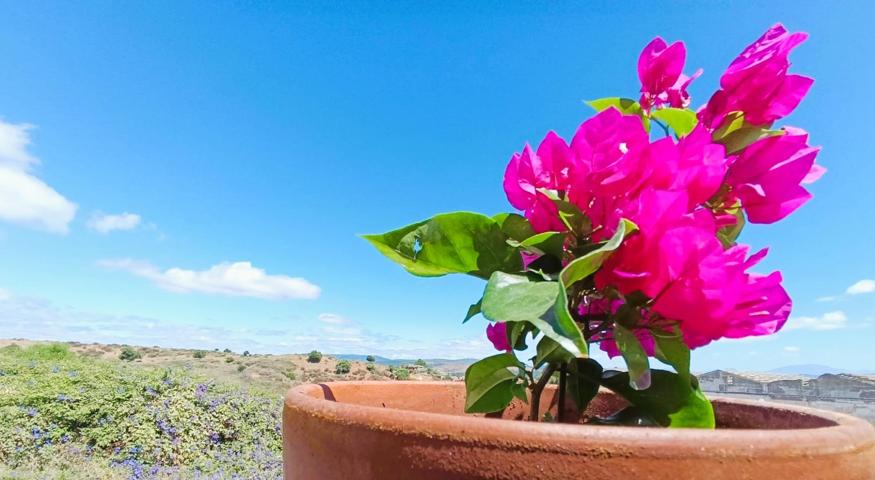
(364, 24), (822, 428)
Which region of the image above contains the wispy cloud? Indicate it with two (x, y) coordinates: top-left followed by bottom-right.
(846, 279), (875, 296)
(783, 346), (801, 353)
(88, 212), (142, 233)
(98, 259), (321, 300)
(317, 313), (349, 325)
(0, 292), (490, 358)
(788, 311), (848, 331)
(0, 120), (76, 233)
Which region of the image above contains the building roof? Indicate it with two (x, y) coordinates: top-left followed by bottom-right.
(697, 369), (811, 383)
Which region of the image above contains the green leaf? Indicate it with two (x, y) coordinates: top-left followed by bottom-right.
(556, 200), (591, 236)
(511, 382), (528, 403)
(481, 273), (560, 322)
(566, 358), (603, 410)
(464, 353), (523, 413)
(716, 203), (745, 248)
(519, 231), (566, 258)
(533, 335), (572, 368)
(560, 219), (637, 286)
(585, 97), (650, 132)
(462, 298), (482, 324)
(712, 112), (783, 154)
(652, 327), (691, 384)
(362, 212), (523, 279)
(614, 325), (651, 390)
(492, 213), (535, 243)
(508, 321), (534, 350)
(651, 108), (698, 137)
(599, 369), (715, 428)
(481, 273), (585, 358)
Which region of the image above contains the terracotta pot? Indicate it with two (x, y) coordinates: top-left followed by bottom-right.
(283, 381), (875, 480)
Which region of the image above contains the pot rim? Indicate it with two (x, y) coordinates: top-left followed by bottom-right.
(284, 381), (875, 459)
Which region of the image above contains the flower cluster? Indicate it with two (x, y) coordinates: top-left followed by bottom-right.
(499, 24), (821, 356)
(366, 23), (820, 425)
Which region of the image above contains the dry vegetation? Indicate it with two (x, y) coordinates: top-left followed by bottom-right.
(0, 339), (452, 396)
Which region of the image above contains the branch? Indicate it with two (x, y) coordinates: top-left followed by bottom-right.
(529, 363), (557, 422)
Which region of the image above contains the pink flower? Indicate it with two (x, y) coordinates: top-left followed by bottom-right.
(638, 38), (701, 110)
(503, 131), (573, 232)
(653, 246), (791, 348)
(596, 197), (717, 299)
(486, 322), (511, 352)
(663, 69), (703, 109)
(724, 127), (823, 224)
(566, 107), (650, 235)
(700, 24), (813, 128)
(631, 125), (727, 209)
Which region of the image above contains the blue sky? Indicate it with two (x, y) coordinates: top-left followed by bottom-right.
(0, 1), (872, 371)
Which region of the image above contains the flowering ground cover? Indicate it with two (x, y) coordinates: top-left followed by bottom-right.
(0, 342), (284, 479)
(0, 341), (449, 479)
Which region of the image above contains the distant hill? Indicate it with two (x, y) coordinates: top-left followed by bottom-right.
(333, 354), (475, 375)
(769, 364), (866, 376)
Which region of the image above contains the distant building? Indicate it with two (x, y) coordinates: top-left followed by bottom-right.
(814, 374), (875, 402)
(699, 370), (875, 404)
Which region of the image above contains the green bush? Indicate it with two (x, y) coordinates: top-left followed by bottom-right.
(222, 348), (232, 354)
(415, 359), (427, 367)
(192, 350), (206, 359)
(393, 367), (410, 380)
(225, 356), (235, 363)
(242, 350), (251, 357)
(237, 364), (247, 372)
(366, 355), (375, 363)
(118, 346), (141, 361)
(366, 363), (376, 372)
(0, 344), (282, 478)
(307, 350), (322, 363)
(335, 360), (351, 375)
(283, 369), (296, 381)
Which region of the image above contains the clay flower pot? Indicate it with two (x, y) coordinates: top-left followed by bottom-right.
(283, 381), (875, 480)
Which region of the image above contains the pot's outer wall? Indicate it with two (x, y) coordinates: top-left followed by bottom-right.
(283, 381), (875, 480)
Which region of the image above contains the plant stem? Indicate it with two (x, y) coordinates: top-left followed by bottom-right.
(557, 363), (567, 423)
(529, 363), (557, 422)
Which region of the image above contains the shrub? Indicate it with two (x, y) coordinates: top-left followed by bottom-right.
(393, 367), (410, 380)
(225, 356), (235, 363)
(335, 360), (351, 375)
(414, 359), (428, 367)
(283, 369), (296, 381)
(118, 346), (141, 361)
(0, 344), (282, 478)
(366, 363), (376, 372)
(223, 348), (232, 353)
(237, 364), (247, 372)
(192, 350), (206, 359)
(242, 350), (251, 357)
(366, 355), (375, 363)
(307, 350), (322, 363)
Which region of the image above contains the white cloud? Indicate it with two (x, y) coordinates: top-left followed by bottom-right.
(0, 288), (10, 301)
(88, 212), (141, 233)
(0, 120), (76, 233)
(846, 279), (875, 296)
(816, 296), (836, 302)
(784, 346), (801, 353)
(99, 259), (321, 300)
(788, 310), (848, 331)
(317, 313), (349, 325)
